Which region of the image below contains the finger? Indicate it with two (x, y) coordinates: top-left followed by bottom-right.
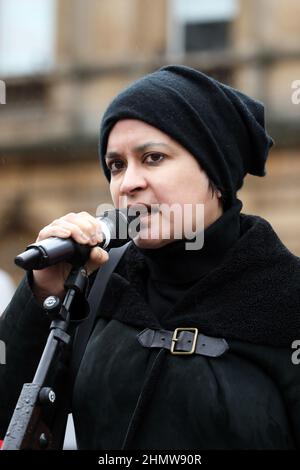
(57, 212), (100, 236)
(89, 246), (109, 265)
(86, 247), (109, 274)
(62, 211), (96, 224)
(37, 221), (93, 245)
(36, 224), (72, 242)
(51, 215), (103, 245)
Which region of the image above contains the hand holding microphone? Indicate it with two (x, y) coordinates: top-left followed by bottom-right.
(16, 209), (133, 304)
(15, 209), (133, 271)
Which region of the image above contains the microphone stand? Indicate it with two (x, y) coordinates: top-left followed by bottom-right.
(1, 266), (89, 450)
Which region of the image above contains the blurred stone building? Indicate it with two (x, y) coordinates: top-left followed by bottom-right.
(0, 0), (300, 283)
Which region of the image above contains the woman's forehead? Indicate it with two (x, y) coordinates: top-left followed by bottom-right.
(107, 119), (180, 153)
(108, 119), (170, 142)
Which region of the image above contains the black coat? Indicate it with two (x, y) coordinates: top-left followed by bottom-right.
(1, 212), (300, 449)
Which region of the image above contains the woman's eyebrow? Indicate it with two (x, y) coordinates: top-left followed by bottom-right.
(132, 142), (173, 153)
(105, 151), (121, 161)
(105, 142), (173, 161)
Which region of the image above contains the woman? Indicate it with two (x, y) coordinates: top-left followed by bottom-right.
(1, 65), (300, 450)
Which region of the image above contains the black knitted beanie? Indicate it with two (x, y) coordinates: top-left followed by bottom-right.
(99, 65), (274, 209)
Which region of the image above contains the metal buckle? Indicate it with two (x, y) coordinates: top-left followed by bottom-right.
(170, 327), (199, 355)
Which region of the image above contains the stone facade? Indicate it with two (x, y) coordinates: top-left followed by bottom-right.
(0, 0), (299, 284)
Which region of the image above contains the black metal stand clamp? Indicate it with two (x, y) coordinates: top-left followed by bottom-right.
(2, 266), (89, 450)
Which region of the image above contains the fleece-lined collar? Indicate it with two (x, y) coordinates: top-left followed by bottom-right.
(139, 199), (242, 285)
(99, 212), (300, 347)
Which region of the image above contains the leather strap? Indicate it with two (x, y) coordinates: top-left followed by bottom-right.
(70, 242), (131, 384)
(137, 328), (229, 357)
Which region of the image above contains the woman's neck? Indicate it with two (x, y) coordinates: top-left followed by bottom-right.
(139, 198), (243, 285)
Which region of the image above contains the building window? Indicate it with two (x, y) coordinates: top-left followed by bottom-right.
(167, 0), (238, 56)
(0, 0), (56, 76)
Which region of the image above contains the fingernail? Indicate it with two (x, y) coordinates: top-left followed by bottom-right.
(91, 235), (98, 245)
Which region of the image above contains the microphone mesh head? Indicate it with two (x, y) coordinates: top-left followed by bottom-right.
(100, 208), (140, 247)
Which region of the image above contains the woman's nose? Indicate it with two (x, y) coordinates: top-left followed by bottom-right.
(119, 165), (147, 195)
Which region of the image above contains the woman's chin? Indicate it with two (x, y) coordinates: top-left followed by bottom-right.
(132, 235), (172, 250)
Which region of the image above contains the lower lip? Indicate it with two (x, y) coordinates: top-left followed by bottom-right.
(139, 213), (150, 223)
(139, 211), (160, 225)
(140, 209), (159, 218)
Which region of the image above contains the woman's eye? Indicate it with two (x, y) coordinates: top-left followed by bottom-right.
(107, 160), (124, 173)
(144, 153), (165, 164)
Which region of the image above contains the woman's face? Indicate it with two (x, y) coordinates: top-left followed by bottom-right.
(105, 119), (223, 249)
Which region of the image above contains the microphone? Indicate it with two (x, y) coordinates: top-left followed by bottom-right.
(14, 209), (137, 271)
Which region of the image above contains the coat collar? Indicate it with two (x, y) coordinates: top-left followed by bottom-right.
(138, 199), (242, 285)
(99, 212), (300, 347)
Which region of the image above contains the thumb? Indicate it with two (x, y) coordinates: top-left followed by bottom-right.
(86, 246), (109, 274)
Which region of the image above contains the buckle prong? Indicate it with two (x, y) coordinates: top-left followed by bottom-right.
(170, 327), (199, 355)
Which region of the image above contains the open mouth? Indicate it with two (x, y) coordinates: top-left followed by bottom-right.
(127, 204), (160, 217)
